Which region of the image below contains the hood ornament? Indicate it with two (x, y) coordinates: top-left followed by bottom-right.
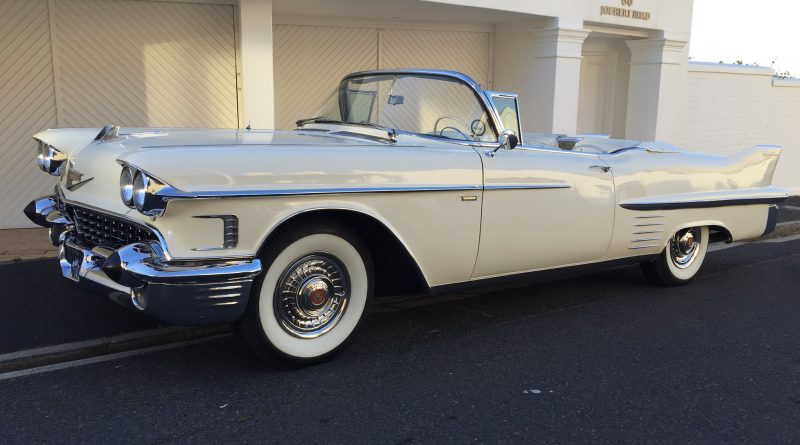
(94, 124), (123, 143)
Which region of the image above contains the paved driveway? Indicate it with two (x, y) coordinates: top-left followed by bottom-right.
(1, 237), (799, 443)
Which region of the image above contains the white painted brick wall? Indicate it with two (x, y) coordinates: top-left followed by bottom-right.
(678, 62), (800, 193)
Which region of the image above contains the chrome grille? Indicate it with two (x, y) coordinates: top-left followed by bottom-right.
(68, 205), (157, 250)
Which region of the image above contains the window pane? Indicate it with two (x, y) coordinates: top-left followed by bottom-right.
(492, 96), (520, 136)
(344, 90), (376, 123)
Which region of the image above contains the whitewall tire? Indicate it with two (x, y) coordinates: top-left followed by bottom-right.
(239, 222), (373, 368)
(640, 226), (709, 287)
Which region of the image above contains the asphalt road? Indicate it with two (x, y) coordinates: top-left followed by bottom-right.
(0, 259), (161, 353)
(1, 238), (799, 443)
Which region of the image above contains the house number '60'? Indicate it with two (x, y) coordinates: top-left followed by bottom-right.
(621, 0), (633, 6)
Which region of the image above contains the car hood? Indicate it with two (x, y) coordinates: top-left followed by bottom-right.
(33, 127), (472, 214)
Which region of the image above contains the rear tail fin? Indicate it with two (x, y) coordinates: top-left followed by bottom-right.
(738, 145), (783, 186)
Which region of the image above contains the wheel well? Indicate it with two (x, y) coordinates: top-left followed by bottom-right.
(261, 210), (429, 298)
(708, 225), (733, 244)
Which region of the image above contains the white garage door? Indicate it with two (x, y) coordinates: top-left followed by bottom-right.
(0, 0), (238, 228)
(0, 0), (59, 229)
(274, 24), (491, 129)
(52, 0), (238, 129)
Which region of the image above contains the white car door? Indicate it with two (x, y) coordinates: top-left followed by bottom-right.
(472, 145), (616, 278)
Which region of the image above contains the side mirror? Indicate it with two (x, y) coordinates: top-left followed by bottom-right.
(498, 130), (519, 149)
(488, 130), (519, 158)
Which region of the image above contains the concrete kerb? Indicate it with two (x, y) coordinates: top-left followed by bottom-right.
(764, 220), (800, 240)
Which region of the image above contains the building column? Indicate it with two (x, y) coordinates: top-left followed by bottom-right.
(528, 22), (590, 135)
(238, 0), (274, 129)
(624, 38), (688, 142)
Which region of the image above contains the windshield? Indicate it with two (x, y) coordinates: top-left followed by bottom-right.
(308, 74), (497, 143)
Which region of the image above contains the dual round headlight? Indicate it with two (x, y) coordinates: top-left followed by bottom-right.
(119, 166), (137, 207)
(119, 165), (166, 217)
(36, 141), (66, 176)
(132, 170), (148, 210)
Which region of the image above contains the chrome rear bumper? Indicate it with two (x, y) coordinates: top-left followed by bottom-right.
(25, 195), (262, 325)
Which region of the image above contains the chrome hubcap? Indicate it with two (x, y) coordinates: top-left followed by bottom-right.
(274, 254), (349, 338)
(669, 228), (701, 269)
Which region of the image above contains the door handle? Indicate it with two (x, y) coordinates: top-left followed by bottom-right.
(590, 165), (612, 173)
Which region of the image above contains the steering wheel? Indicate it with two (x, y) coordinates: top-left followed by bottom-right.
(433, 116), (472, 140)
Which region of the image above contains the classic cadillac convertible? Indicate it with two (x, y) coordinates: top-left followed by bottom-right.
(25, 69), (786, 367)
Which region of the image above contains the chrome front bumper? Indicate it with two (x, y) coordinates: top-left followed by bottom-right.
(25, 196), (262, 325)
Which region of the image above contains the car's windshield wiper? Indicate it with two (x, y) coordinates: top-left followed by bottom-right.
(295, 117), (343, 127)
(347, 121), (398, 142)
(297, 117), (397, 142)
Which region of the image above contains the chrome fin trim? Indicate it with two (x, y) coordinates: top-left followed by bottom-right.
(621, 196), (787, 211)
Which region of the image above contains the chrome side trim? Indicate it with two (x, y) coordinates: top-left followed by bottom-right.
(628, 244), (660, 250)
(621, 196), (787, 211)
(168, 185), (483, 199)
(514, 144), (609, 157)
(162, 184), (574, 199)
(483, 184), (572, 191)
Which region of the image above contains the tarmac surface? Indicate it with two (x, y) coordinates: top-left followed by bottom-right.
(1, 236), (799, 443)
(779, 196), (800, 222)
(0, 259), (161, 354)
(2, 196), (799, 354)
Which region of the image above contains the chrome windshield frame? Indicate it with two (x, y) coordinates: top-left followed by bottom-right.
(340, 69), (509, 146)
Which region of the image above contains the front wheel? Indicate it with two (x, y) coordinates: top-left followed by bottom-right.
(239, 222), (373, 368)
(640, 226), (709, 287)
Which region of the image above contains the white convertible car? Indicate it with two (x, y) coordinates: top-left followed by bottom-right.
(25, 69), (786, 367)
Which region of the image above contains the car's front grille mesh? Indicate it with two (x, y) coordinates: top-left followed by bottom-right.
(67, 205), (157, 250)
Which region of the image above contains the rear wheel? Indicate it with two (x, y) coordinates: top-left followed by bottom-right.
(640, 226), (709, 287)
(239, 221), (373, 369)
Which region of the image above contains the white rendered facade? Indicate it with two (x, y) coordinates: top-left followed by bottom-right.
(0, 0), (798, 228)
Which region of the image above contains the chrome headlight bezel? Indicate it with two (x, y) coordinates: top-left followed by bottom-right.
(118, 163), (180, 218)
(36, 141), (67, 176)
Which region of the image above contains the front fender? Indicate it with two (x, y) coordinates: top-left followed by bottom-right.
(33, 128), (102, 157)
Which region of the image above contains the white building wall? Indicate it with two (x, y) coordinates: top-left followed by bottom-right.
(0, 0), (239, 229)
(678, 62), (800, 193)
(0, 0), (59, 230)
(272, 19), (492, 130)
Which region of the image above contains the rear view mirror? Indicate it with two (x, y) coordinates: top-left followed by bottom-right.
(388, 94), (404, 105)
(556, 136), (581, 150)
(499, 130), (519, 150)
